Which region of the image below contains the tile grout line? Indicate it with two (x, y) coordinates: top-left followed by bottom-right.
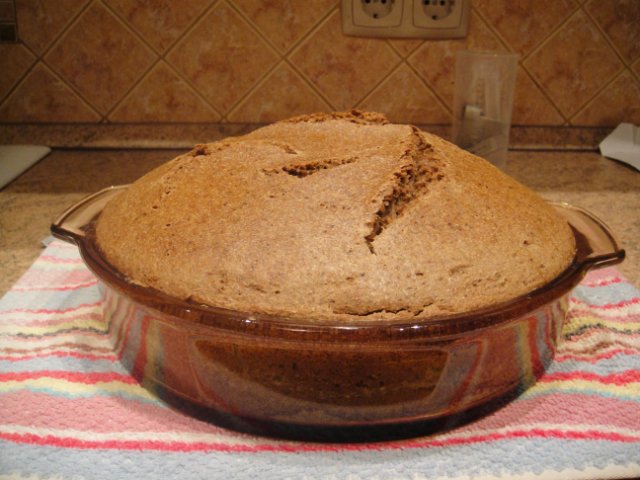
(154, 0), (221, 82)
(517, 62), (567, 125)
(224, 57), (333, 121)
(102, 0), (220, 61)
(158, 0), (226, 121)
(520, 2), (582, 66)
(223, 0), (340, 118)
(37, 0), (96, 109)
(385, 39), (424, 60)
(225, 0), (283, 55)
(166, 0), (284, 122)
(472, 3), (568, 125)
(508, 2), (582, 126)
(567, 68), (631, 125)
(161, 0), (222, 60)
(281, 2), (341, 56)
(582, 0), (638, 100)
(581, 0), (639, 98)
(161, 61), (225, 122)
(397, 7), (511, 123)
(285, 7), (406, 111)
(84, 0), (227, 122)
(474, 2), (580, 66)
(353, 59), (405, 110)
(158, 0), (234, 122)
(470, 5), (512, 54)
(222, 59), (283, 122)
(283, 6), (344, 111)
(403, 60), (453, 118)
(96, 0), (231, 122)
(467, 6), (567, 127)
(385, 39), (404, 59)
(0, 61), (102, 121)
(42, 62), (104, 121)
(4, 0), (635, 127)
(223, 60), (282, 121)
(38, 0), (114, 122)
(224, 58), (334, 121)
(100, 57), (163, 122)
(631, 60), (640, 84)
(282, 57), (336, 111)
(0, 0), (98, 118)
(103, 63), (225, 123)
(506, 3), (570, 125)
(94, 1), (225, 121)
(519, 5), (589, 126)
(559, 2), (627, 123)
(219, 0), (291, 121)
(335, 3), (430, 110)
(100, 0), (165, 58)
(0, 46), (38, 110)
(30, 0), (93, 60)
(349, 44), (404, 110)
(227, 0), (338, 58)
(96, 0), (166, 122)
(404, 48), (456, 118)
(582, 0), (635, 71)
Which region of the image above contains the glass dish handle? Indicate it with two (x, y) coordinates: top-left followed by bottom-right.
(51, 185), (129, 245)
(551, 202), (625, 271)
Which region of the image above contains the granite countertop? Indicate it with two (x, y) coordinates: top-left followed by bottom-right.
(0, 148), (638, 295)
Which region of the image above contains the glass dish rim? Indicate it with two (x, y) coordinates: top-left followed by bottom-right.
(52, 186), (625, 342)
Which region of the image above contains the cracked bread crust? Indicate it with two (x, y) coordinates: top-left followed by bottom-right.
(95, 111), (576, 322)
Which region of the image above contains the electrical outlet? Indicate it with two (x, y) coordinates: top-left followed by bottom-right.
(419, 0), (455, 21)
(359, 0), (399, 22)
(413, 0), (467, 31)
(344, 0), (404, 29)
(342, 0), (469, 38)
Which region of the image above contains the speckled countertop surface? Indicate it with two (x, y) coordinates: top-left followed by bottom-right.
(0, 148), (638, 296)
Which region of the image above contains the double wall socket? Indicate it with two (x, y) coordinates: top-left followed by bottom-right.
(342, 0), (470, 39)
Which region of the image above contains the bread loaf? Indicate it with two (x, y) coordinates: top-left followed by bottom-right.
(95, 111), (576, 321)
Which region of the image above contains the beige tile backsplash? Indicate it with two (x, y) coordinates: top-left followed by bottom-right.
(1, 0), (639, 126)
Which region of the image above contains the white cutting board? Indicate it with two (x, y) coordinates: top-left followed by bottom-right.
(0, 145), (51, 189)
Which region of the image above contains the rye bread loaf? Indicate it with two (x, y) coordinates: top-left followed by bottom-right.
(95, 111), (576, 322)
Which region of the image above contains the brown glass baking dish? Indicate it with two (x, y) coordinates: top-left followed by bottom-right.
(51, 185), (624, 438)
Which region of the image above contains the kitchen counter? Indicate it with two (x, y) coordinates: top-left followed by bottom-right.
(0, 148), (638, 295)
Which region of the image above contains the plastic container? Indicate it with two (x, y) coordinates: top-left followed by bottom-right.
(452, 50), (519, 169)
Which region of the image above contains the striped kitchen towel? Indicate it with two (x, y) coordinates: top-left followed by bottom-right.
(0, 239), (639, 480)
